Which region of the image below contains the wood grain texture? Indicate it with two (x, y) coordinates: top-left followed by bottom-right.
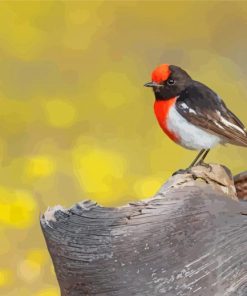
(234, 171), (247, 200)
(40, 164), (247, 296)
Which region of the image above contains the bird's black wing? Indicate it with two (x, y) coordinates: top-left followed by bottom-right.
(175, 81), (247, 147)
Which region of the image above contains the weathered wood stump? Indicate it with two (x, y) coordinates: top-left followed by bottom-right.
(40, 164), (247, 296)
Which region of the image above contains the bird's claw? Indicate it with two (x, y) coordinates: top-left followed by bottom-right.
(196, 161), (212, 172)
(172, 168), (192, 176)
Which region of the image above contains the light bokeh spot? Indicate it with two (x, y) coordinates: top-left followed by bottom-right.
(26, 156), (55, 179)
(17, 249), (48, 283)
(0, 268), (13, 287)
(0, 187), (37, 228)
(27, 249), (48, 266)
(134, 176), (164, 199)
(73, 147), (126, 203)
(44, 99), (77, 128)
(18, 259), (41, 283)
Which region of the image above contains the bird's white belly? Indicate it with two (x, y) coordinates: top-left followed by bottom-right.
(167, 105), (221, 150)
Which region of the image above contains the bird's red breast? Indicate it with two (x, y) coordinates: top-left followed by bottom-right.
(154, 97), (179, 142)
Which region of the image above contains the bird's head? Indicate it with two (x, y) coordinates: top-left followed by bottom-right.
(144, 64), (192, 100)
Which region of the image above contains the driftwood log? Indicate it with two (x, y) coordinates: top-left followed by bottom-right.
(40, 164), (247, 296)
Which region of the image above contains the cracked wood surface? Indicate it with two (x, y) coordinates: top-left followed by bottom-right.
(40, 164), (247, 296)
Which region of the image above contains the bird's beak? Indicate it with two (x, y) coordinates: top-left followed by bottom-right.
(144, 81), (158, 87)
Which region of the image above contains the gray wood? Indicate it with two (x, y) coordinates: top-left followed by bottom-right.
(40, 164), (247, 296)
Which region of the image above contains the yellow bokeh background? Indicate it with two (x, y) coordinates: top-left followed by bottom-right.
(0, 1), (247, 295)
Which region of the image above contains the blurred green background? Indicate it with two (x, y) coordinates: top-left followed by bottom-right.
(1, 1), (247, 295)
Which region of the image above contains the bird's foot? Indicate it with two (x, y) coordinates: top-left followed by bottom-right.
(196, 161), (212, 172)
(172, 168), (192, 176)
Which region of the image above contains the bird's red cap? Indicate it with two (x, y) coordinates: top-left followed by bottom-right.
(152, 64), (171, 83)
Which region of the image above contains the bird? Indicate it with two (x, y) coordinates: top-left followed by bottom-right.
(144, 64), (247, 173)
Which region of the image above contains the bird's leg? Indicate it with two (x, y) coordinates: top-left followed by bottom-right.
(188, 149), (205, 168)
(196, 149), (212, 171)
(172, 149), (211, 176)
(196, 149), (210, 165)
(172, 149), (205, 176)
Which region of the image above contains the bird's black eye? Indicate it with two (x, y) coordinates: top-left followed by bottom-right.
(167, 78), (175, 85)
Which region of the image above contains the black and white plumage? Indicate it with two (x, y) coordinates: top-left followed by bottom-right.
(176, 81), (247, 148)
(145, 64), (247, 168)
